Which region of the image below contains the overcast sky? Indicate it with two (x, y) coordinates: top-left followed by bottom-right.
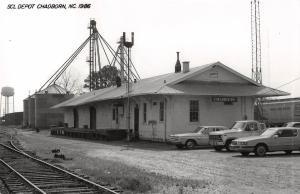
(0, 0), (300, 113)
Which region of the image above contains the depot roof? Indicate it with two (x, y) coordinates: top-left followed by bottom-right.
(53, 61), (289, 108)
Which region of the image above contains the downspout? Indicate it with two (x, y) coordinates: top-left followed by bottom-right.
(244, 97), (247, 119)
(164, 96), (167, 142)
(240, 97), (244, 119)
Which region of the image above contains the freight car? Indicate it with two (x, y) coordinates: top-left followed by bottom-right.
(0, 112), (23, 126)
(257, 98), (300, 127)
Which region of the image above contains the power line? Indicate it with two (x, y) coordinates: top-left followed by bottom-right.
(261, 75), (300, 96)
(274, 76), (300, 90)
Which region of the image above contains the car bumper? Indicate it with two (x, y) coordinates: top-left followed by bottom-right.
(230, 145), (254, 152)
(166, 140), (184, 145)
(209, 141), (225, 146)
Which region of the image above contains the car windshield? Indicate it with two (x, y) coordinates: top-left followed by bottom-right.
(193, 127), (205, 133)
(283, 123), (300, 127)
(231, 122), (246, 129)
(261, 128), (278, 137)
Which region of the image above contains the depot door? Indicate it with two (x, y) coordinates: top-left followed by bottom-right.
(73, 109), (79, 128)
(90, 107), (96, 129)
(134, 105), (139, 139)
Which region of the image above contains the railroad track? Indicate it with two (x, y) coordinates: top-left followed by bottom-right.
(0, 140), (120, 194)
(0, 129), (13, 146)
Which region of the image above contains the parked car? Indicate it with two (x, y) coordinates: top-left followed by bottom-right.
(282, 122), (300, 127)
(230, 127), (300, 156)
(168, 126), (228, 149)
(209, 120), (266, 151)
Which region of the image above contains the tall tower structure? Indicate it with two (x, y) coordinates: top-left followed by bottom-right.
(87, 19), (101, 91)
(123, 32), (134, 140)
(251, 0), (262, 84)
(0, 87), (15, 117)
(118, 36), (125, 82)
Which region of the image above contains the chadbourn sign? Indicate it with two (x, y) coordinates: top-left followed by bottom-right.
(212, 97), (237, 102)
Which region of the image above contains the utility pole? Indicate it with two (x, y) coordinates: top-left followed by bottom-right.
(123, 32), (134, 141)
(251, 0), (264, 121)
(251, 0), (262, 84)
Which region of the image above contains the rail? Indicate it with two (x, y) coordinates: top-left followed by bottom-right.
(0, 159), (46, 194)
(1, 142), (120, 194)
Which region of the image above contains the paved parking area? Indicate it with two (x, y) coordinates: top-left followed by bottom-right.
(14, 129), (300, 193)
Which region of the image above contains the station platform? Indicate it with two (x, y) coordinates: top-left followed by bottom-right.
(50, 127), (127, 140)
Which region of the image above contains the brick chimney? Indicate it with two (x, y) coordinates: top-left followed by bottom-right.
(175, 52), (181, 73)
(182, 61), (190, 73)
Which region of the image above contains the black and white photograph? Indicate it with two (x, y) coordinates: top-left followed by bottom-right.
(0, 0), (299, 193)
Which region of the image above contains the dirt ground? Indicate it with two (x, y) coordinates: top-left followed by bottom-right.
(10, 128), (300, 194)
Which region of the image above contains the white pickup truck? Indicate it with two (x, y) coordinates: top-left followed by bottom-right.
(209, 120), (266, 151)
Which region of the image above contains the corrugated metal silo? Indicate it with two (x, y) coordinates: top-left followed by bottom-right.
(23, 98), (29, 126)
(28, 97), (36, 128)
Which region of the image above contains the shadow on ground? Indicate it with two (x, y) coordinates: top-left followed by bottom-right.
(232, 152), (300, 158)
(25, 128), (214, 152)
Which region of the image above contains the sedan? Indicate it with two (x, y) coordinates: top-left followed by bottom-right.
(230, 127), (300, 156)
(168, 126), (228, 149)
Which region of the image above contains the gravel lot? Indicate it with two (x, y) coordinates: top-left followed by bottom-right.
(13, 128), (300, 194)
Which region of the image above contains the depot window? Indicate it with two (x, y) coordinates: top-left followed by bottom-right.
(190, 100), (199, 122)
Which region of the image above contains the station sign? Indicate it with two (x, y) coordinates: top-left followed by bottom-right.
(212, 97), (238, 102)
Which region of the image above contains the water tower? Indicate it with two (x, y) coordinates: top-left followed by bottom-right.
(0, 87), (15, 117)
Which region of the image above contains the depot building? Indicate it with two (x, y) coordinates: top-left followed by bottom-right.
(53, 56), (288, 141)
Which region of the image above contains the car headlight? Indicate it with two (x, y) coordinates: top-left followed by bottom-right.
(238, 141), (247, 145)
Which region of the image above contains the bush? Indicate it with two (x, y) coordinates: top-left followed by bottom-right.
(118, 177), (152, 192)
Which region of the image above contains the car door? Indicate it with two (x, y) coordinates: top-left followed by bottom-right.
(290, 129), (298, 150)
(196, 127), (211, 145)
(274, 129), (295, 151)
(294, 129), (300, 149)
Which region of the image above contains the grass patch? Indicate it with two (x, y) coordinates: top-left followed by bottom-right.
(14, 129), (211, 193)
(66, 155), (210, 193)
(118, 177), (152, 192)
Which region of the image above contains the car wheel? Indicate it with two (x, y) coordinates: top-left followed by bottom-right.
(214, 146), (223, 151)
(176, 145), (184, 149)
(185, 140), (196, 149)
(225, 140), (233, 151)
(284, 150), (292, 155)
(241, 152), (250, 156)
(255, 145), (267, 157)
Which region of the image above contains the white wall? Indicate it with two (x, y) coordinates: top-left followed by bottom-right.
(64, 108), (73, 127)
(95, 102), (113, 129)
(63, 95), (255, 141)
(63, 106), (89, 128)
(136, 96), (167, 141)
(78, 106), (90, 128)
(167, 95), (255, 135)
(188, 66), (248, 83)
